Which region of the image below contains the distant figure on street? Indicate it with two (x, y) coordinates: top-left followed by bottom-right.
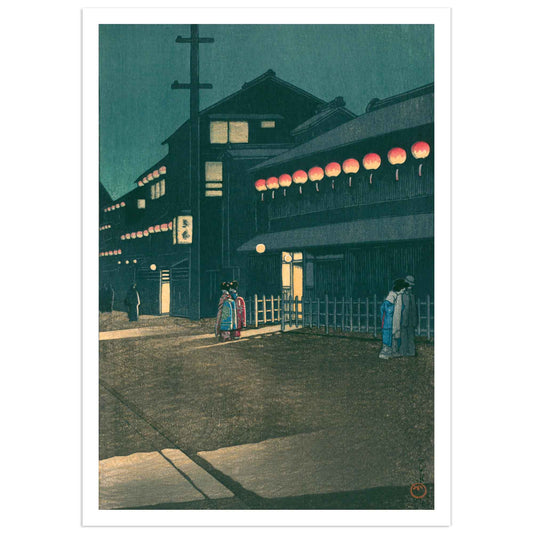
(215, 282), (236, 341)
(229, 280), (246, 339)
(99, 283), (114, 313)
(105, 283), (114, 313)
(379, 278), (408, 359)
(398, 275), (418, 357)
(125, 283), (140, 322)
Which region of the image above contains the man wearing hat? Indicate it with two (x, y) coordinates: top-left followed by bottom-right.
(398, 275), (418, 357)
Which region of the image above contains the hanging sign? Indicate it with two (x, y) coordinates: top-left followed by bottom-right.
(177, 216), (193, 244)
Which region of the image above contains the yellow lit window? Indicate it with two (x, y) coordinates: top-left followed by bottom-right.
(137, 199), (146, 209)
(160, 179), (165, 197)
(229, 121), (249, 143)
(205, 162), (223, 182)
(205, 190), (222, 197)
(261, 120), (276, 128)
(210, 121), (228, 144)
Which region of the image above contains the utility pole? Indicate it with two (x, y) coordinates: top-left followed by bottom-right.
(172, 25), (213, 319)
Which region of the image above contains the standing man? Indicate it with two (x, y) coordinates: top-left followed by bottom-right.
(399, 275), (418, 357)
(125, 283), (140, 322)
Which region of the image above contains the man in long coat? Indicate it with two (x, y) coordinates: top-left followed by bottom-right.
(398, 275), (418, 357)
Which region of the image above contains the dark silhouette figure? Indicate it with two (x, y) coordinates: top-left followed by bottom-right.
(125, 283), (140, 322)
(99, 283), (115, 313)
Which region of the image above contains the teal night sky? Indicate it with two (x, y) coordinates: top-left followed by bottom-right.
(99, 24), (434, 200)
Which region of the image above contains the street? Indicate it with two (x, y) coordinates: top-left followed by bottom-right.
(99, 312), (434, 510)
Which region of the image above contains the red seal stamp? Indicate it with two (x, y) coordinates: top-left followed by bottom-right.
(410, 482), (427, 499)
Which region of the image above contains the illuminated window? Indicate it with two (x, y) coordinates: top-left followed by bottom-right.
(210, 121), (228, 144)
(137, 199), (146, 209)
(210, 121), (248, 144)
(205, 161), (223, 197)
(229, 121), (248, 143)
(151, 179), (165, 200)
(261, 120), (276, 128)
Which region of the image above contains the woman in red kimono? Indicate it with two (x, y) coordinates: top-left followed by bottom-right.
(229, 280), (246, 339)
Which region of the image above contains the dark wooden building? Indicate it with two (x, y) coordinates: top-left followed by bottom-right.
(238, 83), (435, 302)
(99, 70), (356, 317)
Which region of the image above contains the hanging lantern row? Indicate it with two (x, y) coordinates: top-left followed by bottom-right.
(99, 224), (111, 231)
(120, 220), (173, 240)
(100, 249), (122, 257)
(254, 141), (431, 197)
(104, 201), (126, 213)
(137, 165), (167, 187)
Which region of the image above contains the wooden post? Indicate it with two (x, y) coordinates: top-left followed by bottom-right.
(317, 298), (321, 328)
(333, 298), (337, 331)
(270, 295), (274, 323)
(281, 294), (285, 332)
(262, 295), (266, 325)
(254, 294), (258, 328)
(277, 295), (281, 322)
(295, 296), (299, 327)
(325, 294), (329, 334)
(373, 294), (377, 338)
(427, 294), (431, 340)
(366, 297), (369, 332)
(342, 297), (345, 331)
(349, 297), (353, 332)
(357, 298), (361, 332)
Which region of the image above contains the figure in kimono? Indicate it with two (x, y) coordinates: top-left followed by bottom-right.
(229, 280), (246, 339)
(379, 278), (408, 359)
(398, 275), (418, 357)
(125, 283), (140, 322)
(215, 282), (236, 341)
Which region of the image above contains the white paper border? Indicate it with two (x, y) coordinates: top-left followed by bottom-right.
(83, 6), (451, 527)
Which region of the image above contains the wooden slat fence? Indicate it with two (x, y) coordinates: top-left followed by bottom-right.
(248, 294), (434, 339)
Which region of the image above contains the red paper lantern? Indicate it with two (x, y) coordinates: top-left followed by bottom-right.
(136, 231), (143, 238)
(153, 170), (159, 178)
(161, 223), (168, 232)
(266, 176), (279, 198)
(113, 250), (118, 255)
(131, 232), (136, 239)
(120, 201), (125, 207)
(148, 226), (154, 234)
(168, 220), (173, 230)
(111, 205), (115, 211)
(387, 147), (407, 181)
(142, 176), (148, 184)
(159, 166), (167, 174)
(155, 224), (161, 233)
(325, 162), (341, 189)
(308, 166), (324, 191)
(147, 173), (153, 181)
(278, 173), (292, 196)
(138, 181), (144, 187)
(363, 153), (381, 184)
(143, 229), (149, 237)
(255, 178), (267, 201)
(115, 203), (120, 209)
(342, 158), (360, 187)
(118, 249), (122, 255)
(292, 169), (308, 194)
(120, 235), (125, 240)
(411, 141), (431, 176)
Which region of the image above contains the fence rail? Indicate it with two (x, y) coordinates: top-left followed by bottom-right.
(245, 294), (434, 339)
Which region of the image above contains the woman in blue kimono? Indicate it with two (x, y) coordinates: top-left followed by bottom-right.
(379, 278), (408, 359)
(215, 282), (237, 341)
